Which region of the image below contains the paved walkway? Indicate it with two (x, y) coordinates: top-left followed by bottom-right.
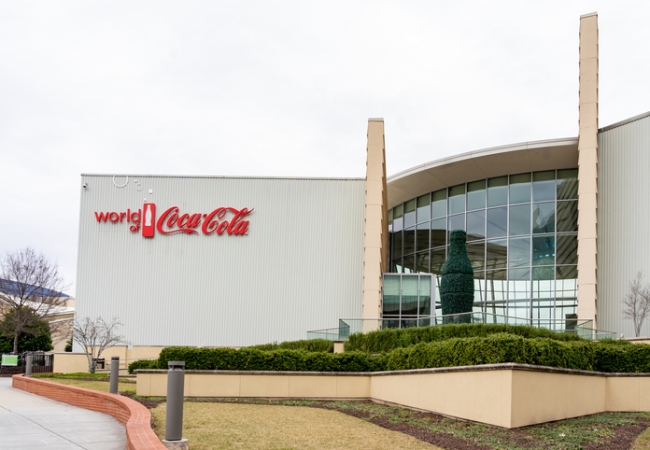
(0, 377), (126, 450)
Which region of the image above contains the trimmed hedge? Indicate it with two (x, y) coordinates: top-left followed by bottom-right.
(127, 334), (649, 375)
(384, 334), (597, 371)
(128, 359), (160, 374)
(345, 323), (585, 353)
(249, 338), (334, 353)
(157, 347), (383, 372)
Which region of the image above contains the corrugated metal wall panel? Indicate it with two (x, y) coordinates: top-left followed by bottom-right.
(598, 116), (650, 337)
(75, 176), (365, 347)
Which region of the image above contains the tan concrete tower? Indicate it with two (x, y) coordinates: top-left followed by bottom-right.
(362, 118), (389, 332)
(577, 12), (599, 326)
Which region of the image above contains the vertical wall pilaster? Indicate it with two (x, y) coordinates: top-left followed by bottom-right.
(577, 13), (599, 326)
(362, 118), (388, 332)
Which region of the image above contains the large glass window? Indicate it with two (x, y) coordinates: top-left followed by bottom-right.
(388, 169), (578, 329)
(467, 180), (486, 211)
(449, 185), (466, 215)
(510, 174), (531, 204)
(382, 274), (434, 328)
(417, 194), (430, 223)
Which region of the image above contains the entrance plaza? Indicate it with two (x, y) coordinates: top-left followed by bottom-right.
(0, 378), (126, 450)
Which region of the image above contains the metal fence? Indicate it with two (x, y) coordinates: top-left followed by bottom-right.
(307, 312), (617, 341)
(0, 352), (54, 377)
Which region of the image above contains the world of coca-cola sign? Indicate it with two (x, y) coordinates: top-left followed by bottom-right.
(94, 202), (253, 238)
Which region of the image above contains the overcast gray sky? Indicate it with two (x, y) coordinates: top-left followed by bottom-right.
(1, 1), (649, 295)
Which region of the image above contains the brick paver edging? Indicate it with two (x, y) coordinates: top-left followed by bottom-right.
(12, 374), (167, 450)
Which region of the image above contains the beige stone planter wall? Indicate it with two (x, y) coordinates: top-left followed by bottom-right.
(136, 364), (650, 429)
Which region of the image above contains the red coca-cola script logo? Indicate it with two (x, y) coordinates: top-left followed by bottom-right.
(94, 202), (252, 238)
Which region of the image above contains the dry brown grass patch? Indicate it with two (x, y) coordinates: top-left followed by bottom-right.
(151, 402), (441, 450)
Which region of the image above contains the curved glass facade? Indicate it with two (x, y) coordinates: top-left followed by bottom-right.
(388, 169), (578, 326)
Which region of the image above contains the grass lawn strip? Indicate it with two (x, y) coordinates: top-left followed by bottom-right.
(150, 402), (441, 450)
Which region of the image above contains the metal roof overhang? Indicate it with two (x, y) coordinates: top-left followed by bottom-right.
(386, 137), (579, 209)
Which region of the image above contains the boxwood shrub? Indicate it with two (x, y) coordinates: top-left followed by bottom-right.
(136, 334), (650, 374)
(157, 347), (384, 372)
(128, 359), (160, 374)
(345, 323), (585, 353)
(248, 338), (333, 353)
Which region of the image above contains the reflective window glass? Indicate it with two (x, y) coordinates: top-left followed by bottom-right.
(557, 201), (578, 232)
(508, 268), (531, 319)
(533, 171), (555, 202)
(557, 169), (578, 200)
(532, 234), (555, 266)
(392, 231), (403, 259)
(509, 204), (531, 236)
(556, 299), (578, 327)
(488, 177), (508, 207)
(382, 275), (400, 317)
(486, 239), (507, 270)
(510, 173), (531, 204)
(431, 218), (446, 247)
(486, 269), (507, 302)
(430, 247), (446, 274)
(533, 202), (555, 233)
(403, 255), (415, 273)
(532, 268), (555, 299)
(415, 251), (430, 273)
(473, 273), (485, 304)
(556, 234), (578, 265)
(467, 210), (485, 241)
(403, 227), (416, 255)
(432, 189), (447, 218)
(404, 199), (416, 228)
(467, 180), (486, 211)
(449, 184), (466, 215)
(508, 237), (530, 268)
(394, 260), (404, 273)
(401, 276), (419, 315)
(420, 276), (432, 316)
(393, 204), (404, 232)
(417, 194), (430, 223)
(487, 207), (507, 238)
(448, 214), (465, 234)
(467, 241), (486, 271)
(556, 266), (578, 298)
(416, 222), (430, 252)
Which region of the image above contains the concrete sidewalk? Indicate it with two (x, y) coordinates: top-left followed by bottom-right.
(0, 377), (126, 450)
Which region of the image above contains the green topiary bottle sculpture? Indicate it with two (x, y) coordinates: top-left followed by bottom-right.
(440, 230), (474, 323)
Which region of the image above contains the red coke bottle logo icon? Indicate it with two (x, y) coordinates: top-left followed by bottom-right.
(142, 203), (156, 238)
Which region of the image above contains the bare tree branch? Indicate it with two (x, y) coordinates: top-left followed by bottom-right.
(72, 317), (127, 373)
(622, 272), (650, 337)
(0, 247), (68, 352)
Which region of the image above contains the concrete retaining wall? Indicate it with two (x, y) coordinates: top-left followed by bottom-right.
(137, 363), (650, 428)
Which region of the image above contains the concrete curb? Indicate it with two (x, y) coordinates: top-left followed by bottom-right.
(12, 374), (167, 450)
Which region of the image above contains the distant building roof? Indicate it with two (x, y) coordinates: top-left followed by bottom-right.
(0, 278), (70, 299)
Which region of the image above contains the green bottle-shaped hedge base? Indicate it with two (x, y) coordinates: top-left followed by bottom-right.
(440, 230), (475, 324)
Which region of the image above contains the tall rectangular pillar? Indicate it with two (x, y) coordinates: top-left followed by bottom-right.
(362, 118), (388, 332)
(577, 13), (599, 326)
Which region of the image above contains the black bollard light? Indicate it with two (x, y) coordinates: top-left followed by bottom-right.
(25, 354), (33, 377)
(110, 356), (119, 394)
(164, 361), (188, 448)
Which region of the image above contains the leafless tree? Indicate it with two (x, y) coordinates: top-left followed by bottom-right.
(72, 317), (127, 373)
(622, 272), (650, 337)
(0, 248), (68, 353)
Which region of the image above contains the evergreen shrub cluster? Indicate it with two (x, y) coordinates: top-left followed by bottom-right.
(126, 326), (650, 375)
(156, 347), (383, 372)
(248, 338), (333, 352)
(344, 323), (584, 353)
(128, 359), (160, 374)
